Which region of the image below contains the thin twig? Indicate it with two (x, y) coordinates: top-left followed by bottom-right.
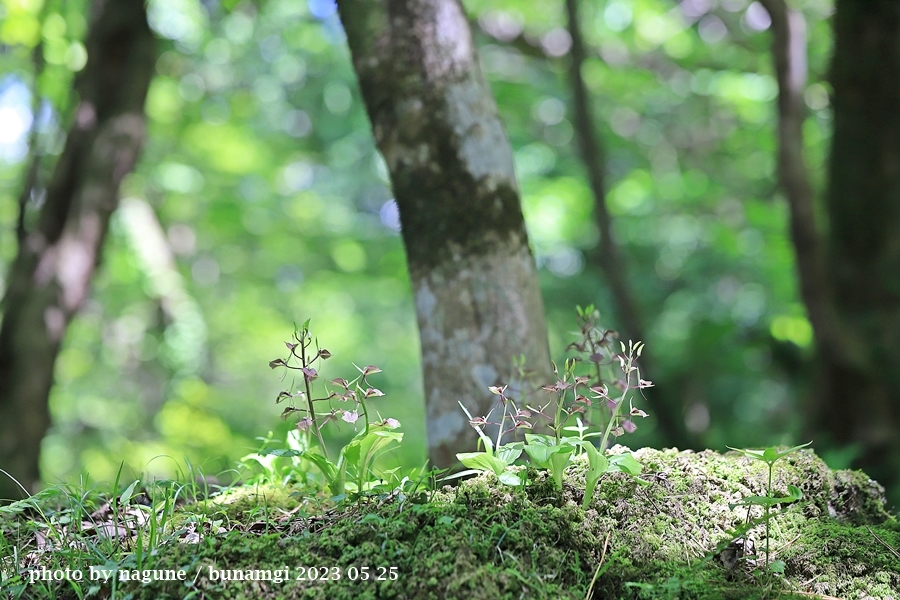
(772, 532), (802, 558)
(866, 525), (900, 560)
(584, 531), (611, 600)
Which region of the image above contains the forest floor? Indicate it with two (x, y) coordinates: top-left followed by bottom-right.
(2, 447), (898, 600)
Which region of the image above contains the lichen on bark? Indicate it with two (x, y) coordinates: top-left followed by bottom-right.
(336, 0), (553, 467)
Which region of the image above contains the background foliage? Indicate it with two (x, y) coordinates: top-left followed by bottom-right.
(0, 0), (847, 488)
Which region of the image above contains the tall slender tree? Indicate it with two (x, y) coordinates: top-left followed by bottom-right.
(335, 0), (553, 466)
(563, 0), (693, 450)
(761, 0), (900, 502)
(821, 0), (900, 501)
(0, 0), (155, 500)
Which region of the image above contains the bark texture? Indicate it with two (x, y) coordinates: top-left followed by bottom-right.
(759, 0), (845, 362)
(822, 0), (900, 502)
(563, 0), (693, 450)
(336, 0), (553, 467)
(0, 0), (155, 500)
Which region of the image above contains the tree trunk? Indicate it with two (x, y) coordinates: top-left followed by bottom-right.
(823, 0), (900, 503)
(0, 0), (155, 500)
(336, 0), (553, 467)
(563, 0), (693, 450)
(759, 0), (846, 362)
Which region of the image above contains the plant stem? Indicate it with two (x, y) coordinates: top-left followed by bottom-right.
(496, 402), (508, 453)
(299, 330), (328, 460)
(359, 395), (370, 435)
(555, 387), (567, 444)
(586, 322), (606, 432)
(599, 353), (633, 452)
(766, 463), (773, 565)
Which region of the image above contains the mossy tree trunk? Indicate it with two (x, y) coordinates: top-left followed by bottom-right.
(821, 0), (900, 502)
(0, 0), (155, 500)
(336, 0), (553, 467)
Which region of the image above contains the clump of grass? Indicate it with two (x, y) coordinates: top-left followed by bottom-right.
(0, 462), (232, 599)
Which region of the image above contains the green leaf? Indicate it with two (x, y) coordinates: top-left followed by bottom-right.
(258, 448), (304, 457)
(303, 451), (341, 495)
(440, 469), (484, 482)
(548, 446), (574, 489)
(342, 428), (403, 488)
(499, 470), (523, 486)
(524, 433), (556, 447)
(581, 442), (609, 509)
(582, 443), (609, 474)
(523, 444), (555, 468)
(550, 446), (574, 474)
(457, 452), (509, 476)
(497, 442), (524, 465)
(729, 485), (803, 509)
(775, 442), (812, 459)
(727, 442), (812, 466)
(119, 480), (141, 506)
(768, 560), (786, 574)
(608, 452), (643, 476)
(726, 446), (766, 461)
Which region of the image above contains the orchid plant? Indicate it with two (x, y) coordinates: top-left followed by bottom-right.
(457, 306), (652, 508)
(263, 320), (403, 499)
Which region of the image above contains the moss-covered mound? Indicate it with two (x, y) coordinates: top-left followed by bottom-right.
(114, 447), (898, 600)
(6, 447), (899, 599)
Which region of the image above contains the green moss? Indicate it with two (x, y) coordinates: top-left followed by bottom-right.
(197, 483), (301, 519)
(7, 448), (898, 600)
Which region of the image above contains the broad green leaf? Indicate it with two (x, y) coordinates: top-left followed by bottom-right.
(457, 452), (508, 476)
(523, 444), (555, 468)
(303, 451), (342, 496)
(580, 442), (609, 509)
(608, 452), (643, 476)
(524, 433), (556, 447)
(496, 442), (523, 465)
(581, 442), (609, 474)
(499, 470), (523, 486)
(549, 446), (574, 489)
(549, 445), (574, 465)
(342, 429), (403, 487)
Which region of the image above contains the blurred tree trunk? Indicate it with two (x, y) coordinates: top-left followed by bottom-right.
(336, 0), (553, 467)
(821, 0), (900, 501)
(564, 0), (693, 450)
(759, 0), (843, 359)
(0, 0), (155, 500)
